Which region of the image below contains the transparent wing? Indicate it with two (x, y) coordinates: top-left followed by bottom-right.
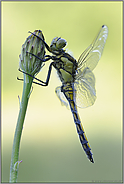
(74, 25), (108, 108)
(74, 67), (96, 108)
(77, 25), (108, 72)
(55, 86), (69, 109)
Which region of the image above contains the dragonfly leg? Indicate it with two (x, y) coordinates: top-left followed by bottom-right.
(17, 76), (48, 86)
(28, 31), (51, 52)
(27, 52), (51, 62)
(28, 31), (63, 55)
(18, 61), (54, 86)
(17, 77), (23, 82)
(18, 68), (47, 86)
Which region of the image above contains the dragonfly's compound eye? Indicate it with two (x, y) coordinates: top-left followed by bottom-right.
(50, 37), (67, 51)
(50, 37), (59, 51)
(56, 38), (67, 49)
(50, 37), (58, 46)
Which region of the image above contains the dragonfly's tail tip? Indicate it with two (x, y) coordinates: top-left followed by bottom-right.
(90, 158), (94, 163)
(87, 153), (94, 163)
(88, 155), (94, 163)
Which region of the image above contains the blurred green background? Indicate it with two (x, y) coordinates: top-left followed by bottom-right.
(1, 1), (122, 183)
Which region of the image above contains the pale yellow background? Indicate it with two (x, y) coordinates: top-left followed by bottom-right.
(2, 1), (122, 182)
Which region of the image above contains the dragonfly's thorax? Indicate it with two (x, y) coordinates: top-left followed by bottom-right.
(53, 52), (78, 83)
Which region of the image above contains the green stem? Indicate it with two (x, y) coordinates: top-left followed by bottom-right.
(9, 74), (33, 183)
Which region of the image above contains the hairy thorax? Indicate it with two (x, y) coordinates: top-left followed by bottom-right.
(54, 53), (77, 83)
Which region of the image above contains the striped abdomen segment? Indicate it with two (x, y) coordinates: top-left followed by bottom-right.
(61, 83), (94, 163)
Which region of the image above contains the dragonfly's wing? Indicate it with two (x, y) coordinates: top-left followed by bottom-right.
(74, 67), (96, 108)
(74, 25), (108, 108)
(77, 25), (108, 72)
(55, 86), (69, 109)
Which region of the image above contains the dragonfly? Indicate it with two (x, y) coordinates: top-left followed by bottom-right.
(19, 25), (108, 163)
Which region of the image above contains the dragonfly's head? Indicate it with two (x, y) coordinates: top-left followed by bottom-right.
(50, 37), (67, 52)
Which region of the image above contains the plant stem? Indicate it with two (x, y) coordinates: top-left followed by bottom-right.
(9, 74), (33, 183)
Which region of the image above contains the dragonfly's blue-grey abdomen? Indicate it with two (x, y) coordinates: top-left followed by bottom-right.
(71, 104), (94, 163)
(77, 123), (94, 163)
(61, 84), (94, 163)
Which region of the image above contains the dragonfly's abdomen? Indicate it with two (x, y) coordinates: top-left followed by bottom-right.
(75, 118), (94, 163)
(61, 84), (94, 163)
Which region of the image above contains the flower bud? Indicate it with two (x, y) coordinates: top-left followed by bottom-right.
(19, 30), (45, 76)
